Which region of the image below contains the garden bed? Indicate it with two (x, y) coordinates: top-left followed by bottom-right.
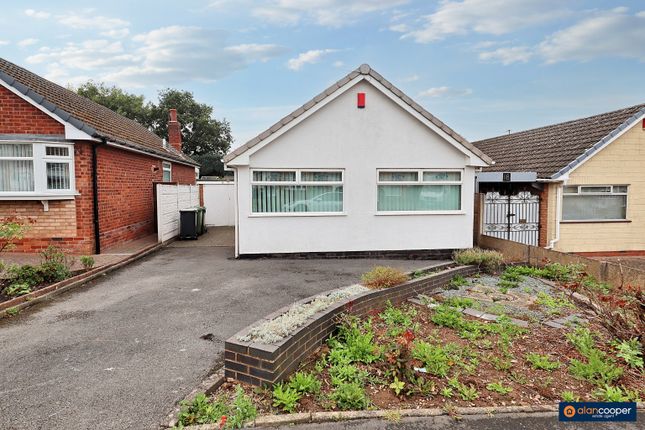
(183, 258), (643, 428)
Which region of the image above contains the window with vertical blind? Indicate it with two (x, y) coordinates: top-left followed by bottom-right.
(0, 142), (75, 196)
(251, 169), (343, 214)
(377, 169), (462, 212)
(562, 185), (628, 221)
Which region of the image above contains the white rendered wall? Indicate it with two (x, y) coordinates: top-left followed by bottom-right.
(235, 80), (476, 255)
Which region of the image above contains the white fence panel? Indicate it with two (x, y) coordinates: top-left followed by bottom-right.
(199, 181), (235, 226)
(156, 184), (200, 242)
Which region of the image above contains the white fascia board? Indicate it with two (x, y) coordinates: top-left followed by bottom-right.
(365, 76), (489, 167)
(552, 111), (644, 180)
(0, 78), (96, 142)
(225, 76), (368, 166)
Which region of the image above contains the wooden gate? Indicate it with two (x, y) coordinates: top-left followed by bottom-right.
(482, 191), (540, 246)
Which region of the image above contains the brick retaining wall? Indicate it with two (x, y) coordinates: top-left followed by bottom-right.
(224, 264), (478, 387)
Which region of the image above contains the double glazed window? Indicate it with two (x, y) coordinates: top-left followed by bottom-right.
(162, 161), (172, 182)
(377, 170), (462, 212)
(562, 185), (627, 221)
(251, 170), (343, 214)
(0, 143), (74, 195)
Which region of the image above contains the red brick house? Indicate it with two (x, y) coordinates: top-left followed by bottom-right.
(0, 58), (199, 254)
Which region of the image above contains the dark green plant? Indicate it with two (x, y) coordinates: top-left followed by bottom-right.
(330, 383), (369, 410)
(447, 275), (469, 290)
(444, 296), (474, 309)
(431, 305), (464, 329)
(272, 383), (301, 413)
(329, 317), (380, 364)
(329, 363), (366, 386)
(39, 246), (71, 282)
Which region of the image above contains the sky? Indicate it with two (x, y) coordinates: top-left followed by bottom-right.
(1, 0), (644, 148)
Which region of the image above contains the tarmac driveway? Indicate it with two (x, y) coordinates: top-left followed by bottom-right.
(0, 245), (437, 430)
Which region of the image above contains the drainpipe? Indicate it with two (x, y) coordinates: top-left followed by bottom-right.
(547, 184), (562, 249)
(92, 139), (106, 254)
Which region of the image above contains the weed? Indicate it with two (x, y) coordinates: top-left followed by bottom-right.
(330, 383), (369, 410)
(486, 381), (512, 395)
(453, 248), (503, 273)
(444, 296), (474, 309)
(329, 317), (380, 364)
(407, 376), (436, 396)
(361, 266), (408, 289)
(569, 349), (623, 386)
(612, 338), (643, 369)
(288, 372), (321, 395)
(561, 391), (580, 402)
(447, 275), (469, 290)
(80, 255), (95, 270)
(389, 376), (406, 396)
(3, 282), (31, 297)
(567, 327), (596, 357)
(228, 386), (258, 428)
(412, 341), (451, 377)
(458, 383), (479, 401)
(383, 410), (402, 422)
(593, 385), (641, 402)
(329, 363), (367, 386)
(580, 275), (611, 294)
(6, 307), (19, 316)
(272, 383), (301, 413)
(380, 301), (418, 336)
(510, 371), (528, 385)
(440, 387), (454, 398)
(489, 354), (513, 372)
(477, 339), (493, 350)
(526, 353), (562, 371)
(541, 263), (585, 283)
(175, 387), (256, 429)
(535, 292), (575, 315)
(431, 305), (464, 329)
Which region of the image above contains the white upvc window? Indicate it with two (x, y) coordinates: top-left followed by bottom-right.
(376, 169), (463, 213)
(162, 161), (172, 182)
(562, 184), (628, 221)
(251, 169), (344, 215)
(0, 142), (75, 197)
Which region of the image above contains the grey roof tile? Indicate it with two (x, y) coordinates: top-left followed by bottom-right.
(472, 103), (645, 178)
(224, 64), (492, 164)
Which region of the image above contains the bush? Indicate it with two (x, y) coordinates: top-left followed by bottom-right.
(453, 248), (503, 272)
(80, 256), (95, 270)
(7, 264), (44, 287)
(39, 246), (71, 282)
(0, 220), (28, 253)
(330, 382), (369, 410)
(3, 282), (31, 297)
(360, 266), (408, 289)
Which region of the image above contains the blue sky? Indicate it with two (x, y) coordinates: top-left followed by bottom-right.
(1, 1), (644, 147)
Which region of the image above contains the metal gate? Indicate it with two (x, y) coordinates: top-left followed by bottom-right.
(483, 191), (540, 245)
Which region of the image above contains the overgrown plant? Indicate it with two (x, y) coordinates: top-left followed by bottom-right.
(175, 387), (256, 429)
(525, 353), (561, 371)
(330, 383), (369, 410)
(288, 372), (321, 395)
(272, 383), (301, 413)
(361, 266), (408, 289)
(452, 248), (503, 273)
(612, 338), (643, 369)
(0, 220), (28, 253)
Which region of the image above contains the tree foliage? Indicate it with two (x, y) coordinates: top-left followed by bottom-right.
(75, 82), (232, 176)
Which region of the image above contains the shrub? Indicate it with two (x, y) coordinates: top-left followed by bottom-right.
(3, 282), (31, 297)
(7, 264), (44, 287)
(330, 383), (369, 410)
(39, 246), (71, 282)
(452, 248), (503, 273)
(272, 383), (301, 413)
(0, 221), (28, 253)
(288, 372), (321, 395)
(525, 353), (561, 371)
(360, 266), (408, 289)
(329, 317), (380, 363)
(80, 256), (95, 270)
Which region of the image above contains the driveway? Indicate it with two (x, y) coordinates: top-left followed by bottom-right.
(0, 245), (439, 430)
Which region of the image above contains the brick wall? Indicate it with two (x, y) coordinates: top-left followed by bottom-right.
(0, 86), (64, 134)
(538, 186), (549, 247)
(224, 264), (478, 387)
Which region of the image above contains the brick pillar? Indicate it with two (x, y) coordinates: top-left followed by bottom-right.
(168, 109), (182, 152)
(538, 185), (549, 248)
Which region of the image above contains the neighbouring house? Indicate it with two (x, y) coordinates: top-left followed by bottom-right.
(223, 64), (492, 257)
(0, 57), (199, 254)
(473, 103), (645, 256)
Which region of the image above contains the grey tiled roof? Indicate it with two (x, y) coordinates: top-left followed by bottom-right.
(224, 64), (492, 164)
(472, 103), (645, 179)
(0, 57), (198, 166)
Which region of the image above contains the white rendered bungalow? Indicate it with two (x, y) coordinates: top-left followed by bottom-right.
(224, 64), (492, 257)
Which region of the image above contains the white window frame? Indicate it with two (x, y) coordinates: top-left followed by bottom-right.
(375, 168), (464, 215)
(0, 141), (76, 199)
(249, 168), (345, 217)
(561, 184), (628, 222)
(162, 161), (172, 182)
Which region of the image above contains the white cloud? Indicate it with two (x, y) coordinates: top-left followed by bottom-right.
(287, 49), (338, 71)
(418, 86), (472, 98)
(252, 0), (408, 27)
(333, 60), (345, 68)
(389, 23), (409, 33)
(479, 46), (532, 65)
(26, 26), (285, 87)
(401, 0), (567, 43)
(56, 10), (130, 38)
(539, 9), (645, 63)
(18, 38), (39, 47)
(401, 74), (419, 82)
(24, 9), (50, 19)
(0, 40), (9, 46)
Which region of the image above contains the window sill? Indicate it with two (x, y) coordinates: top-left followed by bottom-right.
(249, 212), (347, 218)
(375, 211), (465, 216)
(0, 193), (78, 201)
(560, 219), (631, 224)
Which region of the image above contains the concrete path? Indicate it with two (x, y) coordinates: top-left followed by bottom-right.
(0, 245), (439, 430)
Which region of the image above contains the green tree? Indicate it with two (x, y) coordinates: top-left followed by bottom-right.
(75, 82), (232, 176)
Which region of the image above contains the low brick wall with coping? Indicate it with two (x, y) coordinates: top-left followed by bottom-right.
(224, 263), (478, 387)
(477, 234), (645, 287)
